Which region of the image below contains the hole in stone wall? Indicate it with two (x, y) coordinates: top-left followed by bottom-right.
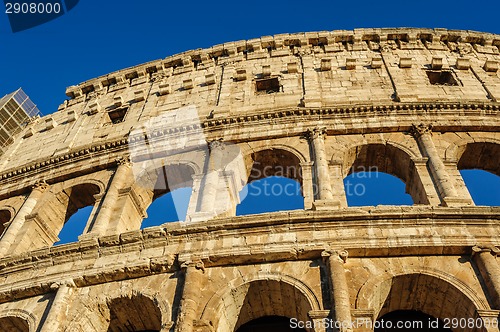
(0, 316), (30, 332)
(0, 209), (11, 237)
(426, 70), (458, 86)
(141, 187), (193, 228)
(255, 77), (280, 94)
(102, 77), (117, 87)
(55, 205), (93, 245)
(375, 310), (451, 332)
(236, 176), (304, 215)
(344, 172), (413, 207)
(108, 107), (128, 124)
(237, 316), (306, 332)
(82, 85), (94, 94)
(106, 294), (162, 332)
(460, 169), (500, 206)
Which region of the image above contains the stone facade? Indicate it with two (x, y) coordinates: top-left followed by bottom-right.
(0, 28), (499, 331)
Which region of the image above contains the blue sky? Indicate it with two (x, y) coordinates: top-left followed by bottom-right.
(1, 0), (499, 244)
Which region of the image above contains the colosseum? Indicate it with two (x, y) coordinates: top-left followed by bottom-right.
(0, 27), (499, 331)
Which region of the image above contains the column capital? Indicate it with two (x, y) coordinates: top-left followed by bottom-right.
(322, 249), (348, 263)
(180, 259), (205, 272)
(409, 123), (433, 138)
(208, 138), (224, 151)
(32, 181), (50, 193)
(305, 127), (327, 140)
(50, 279), (76, 291)
(472, 245), (500, 257)
(116, 156), (131, 167)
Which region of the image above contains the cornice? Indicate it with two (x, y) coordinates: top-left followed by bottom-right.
(0, 101), (498, 191)
(0, 206), (498, 304)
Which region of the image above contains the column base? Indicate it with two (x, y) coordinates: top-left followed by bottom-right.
(186, 211), (218, 223)
(312, 200), (341, 211)
(442, 196), (474, 207)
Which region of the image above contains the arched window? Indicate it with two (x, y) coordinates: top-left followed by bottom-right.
(51, 183), (100, 245)
(106, 294), (162, 332)
(236, 316), (306, 332)
(139, 164), (194, 228)
(342, 144), (424, 206)
(237, 176), (303, 215)
(375, 310), (451, 331)
(369, 273), (478, 332)
(0, 209), (11, 237)
(460, 170), (500, 206)
(344, 172), (413, 206)
(218, 279), (314, 332)
(15, 182), (102, 250)
(457, 142), (500, 206)
(237, 149), (304, 215)
(142, 187), (192, 228)
(55, 205), (93, 245)
(0, 316), (29, 331)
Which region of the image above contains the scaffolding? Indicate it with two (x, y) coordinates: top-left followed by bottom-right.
(0, 88), (40, 155)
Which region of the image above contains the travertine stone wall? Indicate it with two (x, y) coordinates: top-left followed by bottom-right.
(0, 28), (499, 331)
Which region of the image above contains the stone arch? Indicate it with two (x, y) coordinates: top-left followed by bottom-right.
(356, 269), (488, 323)
(200, 272), (321, 332)
(454, 141), (500, 176)
(243, 146), (305, 185)
(0, 308), (37, 332)
(340, 142), (427, 204)
(66, 287), (171, 332)
(133, 161), (197, 224)
(37, 182), (102, 239)
(105, 293), (163, 331)
(0, 206), (15, 237)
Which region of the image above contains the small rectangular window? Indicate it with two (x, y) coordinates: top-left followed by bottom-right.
(108, 107), (128, 124)
(255, 77), (280, 94)
(426, 70), (459, 86)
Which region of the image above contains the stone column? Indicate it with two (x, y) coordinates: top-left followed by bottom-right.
(323, 250), (352, 332)
(472, 245), (500, 309)
(0, 181), (49, 256)
(198, 141), (224, 213)
(329, 161), (348, 208)
(410, 124), (468, 206)
(39, 279), (76, 332)
(88, 158), (131, 236)
(175, 260), (205, 332)
(300, 161), (314, 210)
(308, 128), (334, 200)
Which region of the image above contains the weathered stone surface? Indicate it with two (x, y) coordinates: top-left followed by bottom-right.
(0, 28), (499, 331)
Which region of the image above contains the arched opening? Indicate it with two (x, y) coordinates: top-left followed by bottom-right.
(236, 315), (306, 332)
(237, 149), (304, 215)
(139, 164), (194, 227)
(0, 209), (12, 237)
(210, 278), (315, 332)
(342, 144), (426, 206)
(368, 274), (479, 332)
(344, 172), (413, 206)
(0, 316), (29, 331)
(106, 294), (162, 332)
(236, 176), (303, 215)
(457, 142), (500, 206)
(460, 170), (500, 206)
(142, 187), (192, 228)
(55, 205), (93, 245)
(375, 310), (451, 331)
(36, 182), (101, 246)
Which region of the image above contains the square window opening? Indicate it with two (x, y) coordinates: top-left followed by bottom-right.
(108, 107), (128, 124)
(426, 70), (459, 86)
(256, 77), (280, 94)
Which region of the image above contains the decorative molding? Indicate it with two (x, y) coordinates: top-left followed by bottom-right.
(0, 102), (498, 190)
